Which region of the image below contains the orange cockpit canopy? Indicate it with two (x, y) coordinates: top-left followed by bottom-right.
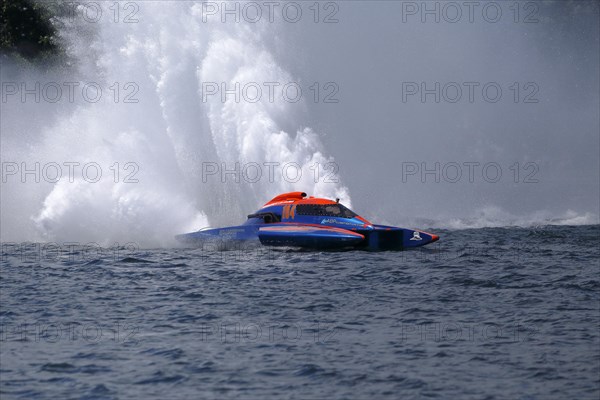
(263, 192), (307, 206)
(262, 192), (372, 225)
(263, 192), (344, 207)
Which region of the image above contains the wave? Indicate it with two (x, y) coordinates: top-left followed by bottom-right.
(430, 207), (599, 230)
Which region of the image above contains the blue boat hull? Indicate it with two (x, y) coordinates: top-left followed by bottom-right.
(176, 224), (437, 251)
(176, 192), (439, 251)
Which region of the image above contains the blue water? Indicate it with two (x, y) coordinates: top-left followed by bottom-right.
(1, 225), (599, 399)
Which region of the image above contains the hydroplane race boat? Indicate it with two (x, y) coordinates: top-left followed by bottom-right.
(176, 192), (439, 250)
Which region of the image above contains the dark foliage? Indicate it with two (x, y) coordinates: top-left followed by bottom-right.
(1, 0), (59, 61)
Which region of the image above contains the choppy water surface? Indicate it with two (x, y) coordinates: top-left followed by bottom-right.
(1, 225), (599, 399)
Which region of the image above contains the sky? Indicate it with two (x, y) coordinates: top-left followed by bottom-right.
(281, 1), (599, 225)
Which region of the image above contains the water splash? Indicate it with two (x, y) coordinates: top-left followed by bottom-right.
(1, 2), (350, 246)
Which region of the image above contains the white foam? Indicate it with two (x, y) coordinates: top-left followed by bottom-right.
(1, 2), (350, 246)
(432, 207), (599, 230)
